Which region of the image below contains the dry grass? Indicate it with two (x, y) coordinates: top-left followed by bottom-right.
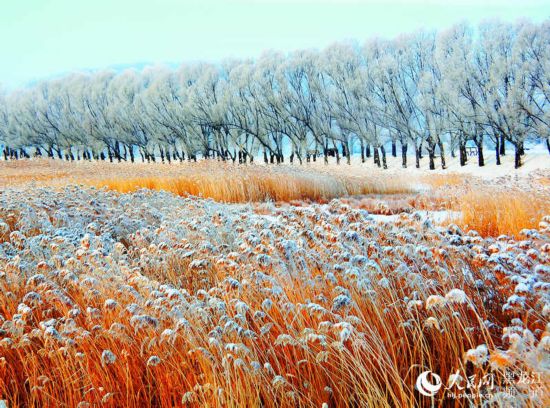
(0, 186), (548, 407)
(0, 157), (549, 407)
(0, 159), (415, 203)
(421, 173), (466, 188)
(93, 169), (412, 203)
(2, 159), (549, 238)
(448, 189), (549, 238)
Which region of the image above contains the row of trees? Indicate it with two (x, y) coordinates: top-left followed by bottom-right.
(0, 20), (548, 169)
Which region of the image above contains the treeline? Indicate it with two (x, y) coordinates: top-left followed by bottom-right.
(0, 20), (548, 169)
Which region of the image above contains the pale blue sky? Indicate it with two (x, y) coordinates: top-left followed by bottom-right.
(1, 0), (548, 88)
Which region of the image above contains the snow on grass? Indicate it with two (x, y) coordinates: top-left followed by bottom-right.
(0, 184), (548, 407)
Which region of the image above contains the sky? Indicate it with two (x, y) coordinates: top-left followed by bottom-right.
(1, 0), (548, 89)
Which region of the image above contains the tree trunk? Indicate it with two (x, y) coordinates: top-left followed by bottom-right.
(476, 141), (484, 167)
(401, 142), (408, 168)
(391, 141), (397, 157)
(500, 135), (506, 155)
(373, 147), (380, 167)
(360, 139), (365, 163)
(437, 139), (446, 169)
(343, 141), (351, 165)
(114, 141), (121, 162)
(415, 147), (421, 169)
(546, 138), (550, 155)
(495, 137), (501, 165)
(380, 145), (387, 169)
(514, 143), (522, 168)
(366, 144), (371, 158)
(459, 142), (467, 166)
(428, 148), (435, 170)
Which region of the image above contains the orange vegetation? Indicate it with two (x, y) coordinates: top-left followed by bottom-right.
(0, 186), (548, 407)
(449, 188), (549, 238)
(0, 159), (415, 202)
(0, 160), (549, 406)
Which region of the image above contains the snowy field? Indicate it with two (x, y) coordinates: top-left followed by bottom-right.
(0, 160), (548, 407)
(307, 145), (550, 180)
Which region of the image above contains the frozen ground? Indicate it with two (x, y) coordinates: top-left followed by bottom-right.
(368, 210), (461, 224)
(309, 145), (550, 180)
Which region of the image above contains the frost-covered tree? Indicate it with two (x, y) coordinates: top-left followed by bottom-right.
(514, 20), (550, 155)
(477, 21), (534, 168)
(79, 70), (120, 160)
(0, 87), (7, 154)
(436, 23), (477, 165)
(321, 42), (365, 165)
(1, 19), (548, 168)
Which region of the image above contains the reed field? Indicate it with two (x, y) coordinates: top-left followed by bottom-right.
(0, 159), (548, 407)
(1, 1), (548, 406)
